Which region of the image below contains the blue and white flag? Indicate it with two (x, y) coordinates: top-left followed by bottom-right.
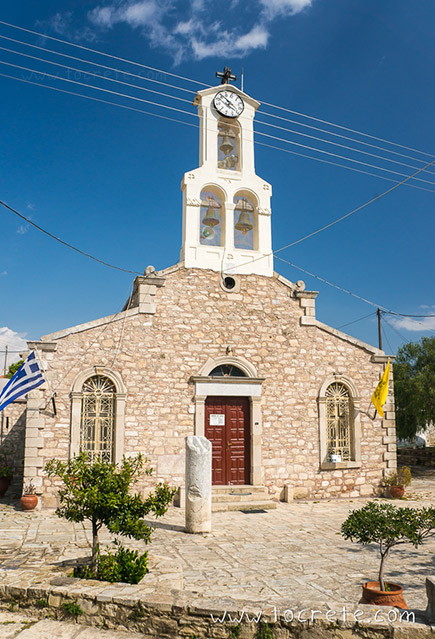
(0, 352), (45, 411)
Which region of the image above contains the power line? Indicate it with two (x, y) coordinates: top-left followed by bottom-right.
(259, 101), (435, 161)
(2, 191), (435, 323)
(0, 59), (198, 120)
(2, 40), (435, 180)
(256, 109), (435, 168)
(2, 19), (434, 165)
(336, 312), (376, 330)
(0, 199), (142, 275)
(0, 20), (207, 88)
(0, 32), (197, 96)
(0, 43), (193, 105)
(2, 60), (435, 194)
(226, 158), (435, 275)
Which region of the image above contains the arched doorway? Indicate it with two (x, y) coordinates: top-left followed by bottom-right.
(191, 357), (262, 486)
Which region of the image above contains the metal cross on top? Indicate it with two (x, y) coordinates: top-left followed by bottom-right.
(216, 66), (237, 85)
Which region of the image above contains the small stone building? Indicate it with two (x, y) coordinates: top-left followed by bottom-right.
(1, 81), (396, 506)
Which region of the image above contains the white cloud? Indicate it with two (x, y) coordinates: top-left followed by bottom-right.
(390, 316), (435, 332)
(48, 0), (314, 63)
(16, 224), (29, 235)
(260, 0), (312, 19)
(0, 271), (7, 277)
(89, 1), (163, 29)
(0, 327), (28, 369)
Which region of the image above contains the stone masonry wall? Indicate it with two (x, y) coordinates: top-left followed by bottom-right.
(19, 266), (394, 506)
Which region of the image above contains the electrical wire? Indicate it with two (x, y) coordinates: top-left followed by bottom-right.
(0, 43), (193, 105)
(256, 109), (435, 168)
(0, 59), (198, 120)
(259, 100), (435, 160)
(0, 199), (142, 275)
(0, 20), (208, 88)
(2, 19), (434, 164)
(0, 32), (197, 96)
(3, 39), (435, 180)
(2, 190), (435, 323)
(2, 60), (435, 193)
(225, 158), (435, 275)
(275, 255), (435, 320)
(336, 312), (376, 330)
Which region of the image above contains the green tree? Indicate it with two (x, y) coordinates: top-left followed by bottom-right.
(394, 336), (435, 440)
(341, 501), (435, 591)
(5, 360), (24, 378)
(45, 453), (175, 571)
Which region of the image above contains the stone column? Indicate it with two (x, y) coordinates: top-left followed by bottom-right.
(426, 577), (435, 622)
(185, 436), (212, 534)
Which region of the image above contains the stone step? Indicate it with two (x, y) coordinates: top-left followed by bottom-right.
(212, 485), (267, 495)
(212, 500), (277, 513)
(212, 491), (269, 503)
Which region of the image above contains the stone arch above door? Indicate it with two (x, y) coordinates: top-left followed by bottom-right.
(190, 357), (264, 485)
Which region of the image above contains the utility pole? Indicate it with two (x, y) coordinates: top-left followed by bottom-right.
(377, 308), (383, 351)
(3, 346), (8, 376)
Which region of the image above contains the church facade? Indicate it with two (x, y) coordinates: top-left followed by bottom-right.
(4, 80), (396, 506)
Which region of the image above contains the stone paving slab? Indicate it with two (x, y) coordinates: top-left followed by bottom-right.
(1, 468), (435, 617)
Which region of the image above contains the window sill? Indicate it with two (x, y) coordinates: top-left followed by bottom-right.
(320, 461), (361, 470)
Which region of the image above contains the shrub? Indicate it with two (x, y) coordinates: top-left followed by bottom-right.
(45, 453), (175, 573)
(78, 541), (148, 584)
(341, 501), (435, 590)
(384, 466), (412, 487)
(61, 601), (83, 618)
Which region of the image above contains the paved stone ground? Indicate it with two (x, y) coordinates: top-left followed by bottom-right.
(0, 612), (152, 638)
(1, 467), (435, 617)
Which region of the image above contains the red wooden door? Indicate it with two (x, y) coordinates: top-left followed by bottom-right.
(205, 396), (250, 485)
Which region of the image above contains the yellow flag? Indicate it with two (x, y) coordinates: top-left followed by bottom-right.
(371, 360), (391, 417)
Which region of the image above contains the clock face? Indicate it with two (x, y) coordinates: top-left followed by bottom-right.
(213, 91), (244, 118)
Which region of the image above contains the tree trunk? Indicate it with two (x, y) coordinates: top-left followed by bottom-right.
(91, 520), (99, 572)
(378, 548), (389, 591)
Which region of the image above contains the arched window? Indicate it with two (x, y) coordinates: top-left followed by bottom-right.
(199, 187), (224, 247)
(80, 375), (116, 462)
(325, 382), (352, 461)
(209, 364), (247, 377)
(217, 119), (240, 171)
(318, 376), (361, 469)
(233, 192), (257, 250)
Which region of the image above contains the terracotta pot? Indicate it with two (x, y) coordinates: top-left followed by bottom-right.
(389, 485), (405, 499)
(360, 581), (407, 609)
(20, 494), (38, 511)
(0, 476), (11, 497)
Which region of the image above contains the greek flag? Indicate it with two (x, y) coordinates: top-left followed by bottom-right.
(0, 352), (45, 411)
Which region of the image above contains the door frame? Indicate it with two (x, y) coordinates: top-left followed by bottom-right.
(190, 375), (264, 486)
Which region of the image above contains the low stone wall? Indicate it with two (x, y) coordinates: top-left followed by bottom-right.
(0, 573), (430, 638)
(398, 448), (435, 467)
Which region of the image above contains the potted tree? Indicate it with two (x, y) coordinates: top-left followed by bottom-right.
(341, 501), (435, 609)
(384, 466), (412, 499)
(0, 458), (13, 497)
(20, 480), (38, 511)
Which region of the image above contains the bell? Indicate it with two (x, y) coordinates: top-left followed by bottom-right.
(235, 211), (253, 234)
(202, 205), (220, 227)
(219, 135), (234, 156)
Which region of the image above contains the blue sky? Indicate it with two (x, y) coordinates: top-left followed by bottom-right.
(1, 0), (435, 365)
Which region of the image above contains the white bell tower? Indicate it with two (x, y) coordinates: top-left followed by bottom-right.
(180, 71), (273, 277)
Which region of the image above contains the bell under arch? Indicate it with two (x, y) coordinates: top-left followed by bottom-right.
(199, 185), (225, 247)
(233, 190), (258, 250)
(217, 118), (240, 171)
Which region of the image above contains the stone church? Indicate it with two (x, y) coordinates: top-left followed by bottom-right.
(2, 78), (396, 508)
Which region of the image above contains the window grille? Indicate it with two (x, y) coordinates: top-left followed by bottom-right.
(80, 375), (116, 462)
(325, 382), (351, 460)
